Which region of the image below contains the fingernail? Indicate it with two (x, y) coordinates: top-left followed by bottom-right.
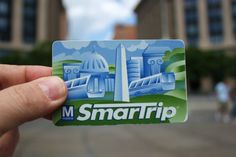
(38, 77), (66, 101)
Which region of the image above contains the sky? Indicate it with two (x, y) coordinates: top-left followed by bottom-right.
(62, 0), (140, 40)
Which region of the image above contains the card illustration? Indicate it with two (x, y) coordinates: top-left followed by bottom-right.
(52, 40), (187, 125)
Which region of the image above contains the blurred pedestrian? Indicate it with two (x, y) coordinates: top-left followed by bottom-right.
(215, 79), (231, 123)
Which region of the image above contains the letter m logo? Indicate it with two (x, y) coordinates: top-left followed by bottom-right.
(61, 105), (74, 121)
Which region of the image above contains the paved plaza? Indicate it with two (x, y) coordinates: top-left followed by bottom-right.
(14, 96), (236, 157)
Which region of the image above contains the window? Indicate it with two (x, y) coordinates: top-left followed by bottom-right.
(0, 2), (8, 14)
(0, 18), (7, 28)
(207, 0), (223, 44)
(73, 80), (81, 87)
(23, 0), (37, 44)
(150, 77), (157, 84)
(0, 0), (11, 41)
(168, 74), (175, 82)
(130, 82), (136, 89)
(73, 78), (87, 87)
(65, 81), (72, 88)
(232, 1), (236, 39)
(184, 0), (199, 46)
(79, 78), (87, 86)
(136, 81), (143, 87)
(143, 79), (150, 86)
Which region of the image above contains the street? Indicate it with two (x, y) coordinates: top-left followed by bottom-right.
(14, 96), (236, 157)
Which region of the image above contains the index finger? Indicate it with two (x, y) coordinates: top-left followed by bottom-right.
(0, 64), (52, 89)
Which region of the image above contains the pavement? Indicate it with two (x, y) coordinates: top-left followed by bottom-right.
(14, 95), (236, 157)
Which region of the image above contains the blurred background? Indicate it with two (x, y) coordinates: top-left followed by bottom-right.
(0, 0), (236, 156)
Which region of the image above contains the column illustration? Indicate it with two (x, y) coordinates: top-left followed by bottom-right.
(114, 44), (130, 102)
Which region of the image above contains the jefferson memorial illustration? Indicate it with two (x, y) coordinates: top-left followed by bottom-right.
(63, 44), (175, 102)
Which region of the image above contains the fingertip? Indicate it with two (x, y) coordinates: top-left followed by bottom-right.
(37, 76), (67, 103)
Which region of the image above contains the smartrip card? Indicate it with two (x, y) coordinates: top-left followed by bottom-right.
(52, 40), (188, 126)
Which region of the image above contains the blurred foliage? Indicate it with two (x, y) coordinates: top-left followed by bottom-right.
(186, 47), (236, 90)
(1, 42), (236, 91)
(0, 41), (52, 66)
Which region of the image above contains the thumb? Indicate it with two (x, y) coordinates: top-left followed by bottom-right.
(0, 76), (67, 134)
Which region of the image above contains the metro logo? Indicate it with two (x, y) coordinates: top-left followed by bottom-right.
(62, 106), (74, 121)
(77, 102), (177, 122)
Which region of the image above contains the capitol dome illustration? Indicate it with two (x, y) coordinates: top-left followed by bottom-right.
(79, 51), (109, 98)
(80, 51), (109, 74)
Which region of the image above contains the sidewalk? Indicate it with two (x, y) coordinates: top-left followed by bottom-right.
(14, 95), (236, 157)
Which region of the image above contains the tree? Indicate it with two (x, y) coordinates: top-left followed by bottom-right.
(0, 41), (52, 66)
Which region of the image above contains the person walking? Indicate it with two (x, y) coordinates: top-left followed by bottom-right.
(215, 79), (231, 123)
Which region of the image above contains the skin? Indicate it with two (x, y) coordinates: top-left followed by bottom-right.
(0, 64), (67, 157)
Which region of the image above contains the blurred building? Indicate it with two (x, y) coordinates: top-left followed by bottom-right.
(0, 0), (67, 53)
(135, 0), (235, 51)
(113, 24), (137, 39)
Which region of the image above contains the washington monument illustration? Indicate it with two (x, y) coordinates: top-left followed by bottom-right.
(114, 44), (130, 102)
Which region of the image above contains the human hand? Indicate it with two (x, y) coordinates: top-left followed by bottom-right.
(0, 65), (67, 157)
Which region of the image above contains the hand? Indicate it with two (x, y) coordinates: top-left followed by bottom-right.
(0, 65), (67, 157)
